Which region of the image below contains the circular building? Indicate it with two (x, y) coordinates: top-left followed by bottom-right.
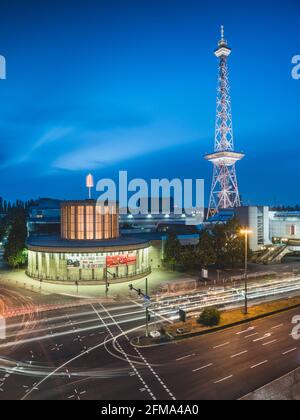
(27, 200), (151, 284)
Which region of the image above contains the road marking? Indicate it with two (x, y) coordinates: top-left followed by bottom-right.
(230, 350), (248, 358)
(236, 327), (255, 335)
(262, 340), (277, 346)
(250, 360), (268, 369)
(214, 375), (233, 384)
(192, 363), (213, 372)
(282, 348), (297, 355)
(271, 324), (283, 330)
(253, 333), (272, 342)
(213, 342), (230, 349)
(245, 333), (258, 339)
(176, 354), (195, 361)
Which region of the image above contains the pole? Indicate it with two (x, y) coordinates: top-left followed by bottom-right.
(105, 269), (108, 297)
(244, 232), (248, 315)
(145, 277), (149, 338)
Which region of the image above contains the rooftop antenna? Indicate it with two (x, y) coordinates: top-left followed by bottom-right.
(219, 25), (227, 46)
(221, 25), (224, 41)
(86, 173), (94, 199)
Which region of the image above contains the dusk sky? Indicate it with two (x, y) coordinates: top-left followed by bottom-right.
(0, 0), (299, 206)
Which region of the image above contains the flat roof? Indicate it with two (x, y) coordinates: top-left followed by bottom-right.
(27, 235), (150, 253)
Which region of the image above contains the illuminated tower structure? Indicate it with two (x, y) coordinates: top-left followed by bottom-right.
(205, 26), (244, 219)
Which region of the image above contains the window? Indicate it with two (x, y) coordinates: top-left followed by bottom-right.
(290, 225), (296, 236)
(78, 206), (85, 239)
(86, 206), (94, 240)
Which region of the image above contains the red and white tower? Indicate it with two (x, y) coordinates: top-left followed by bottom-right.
(205, 26), (244, 219)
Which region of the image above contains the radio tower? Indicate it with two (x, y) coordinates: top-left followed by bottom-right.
(205, 26), (244, 219)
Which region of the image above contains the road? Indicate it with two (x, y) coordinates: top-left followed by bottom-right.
(0, 291), (299, 400)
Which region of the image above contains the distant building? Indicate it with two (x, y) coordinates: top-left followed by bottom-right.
(269, 211), (300, 242)
(27, 198), (61, 236)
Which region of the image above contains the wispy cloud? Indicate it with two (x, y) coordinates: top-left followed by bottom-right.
(53, 122), (200, 171)
(0, 126), (74, 170)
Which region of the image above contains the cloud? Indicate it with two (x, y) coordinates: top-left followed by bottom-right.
(32, 127), (74, 150)
(53, 122), (200, 171)
(0, 126), (74, 170)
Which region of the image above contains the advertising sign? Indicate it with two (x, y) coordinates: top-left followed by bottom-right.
(106, 254), (136, 268)
(67, 254), (106, 269)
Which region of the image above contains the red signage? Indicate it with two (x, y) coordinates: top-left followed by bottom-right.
(106, 255), (136, 267)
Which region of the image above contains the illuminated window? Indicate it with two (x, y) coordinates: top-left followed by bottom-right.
(86, 206), (94, 240)
(78, 206), (85, 239)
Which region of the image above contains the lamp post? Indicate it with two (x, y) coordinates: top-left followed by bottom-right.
(240, 229), (252, 315)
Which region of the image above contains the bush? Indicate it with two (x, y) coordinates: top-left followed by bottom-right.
(198, 307), (221, 327)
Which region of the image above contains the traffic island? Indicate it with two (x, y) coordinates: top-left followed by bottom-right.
(133, 296), (300, 347)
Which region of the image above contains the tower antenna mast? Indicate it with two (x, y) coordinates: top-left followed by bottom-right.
(205, 27), (244, 218)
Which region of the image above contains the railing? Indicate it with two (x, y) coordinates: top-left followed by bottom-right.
(25, 267), (152, 284)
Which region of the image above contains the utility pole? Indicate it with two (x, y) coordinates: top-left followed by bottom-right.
(145, 277), (149, 338)
(104, 268), (110, 297)
(129, 278), (150, 338)
(240, 229), (252, 315)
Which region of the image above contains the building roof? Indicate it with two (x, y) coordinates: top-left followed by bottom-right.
(27, 235), (151, 253)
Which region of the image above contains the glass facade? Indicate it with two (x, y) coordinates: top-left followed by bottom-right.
(27, 247), (151, 283)
(61, 201), (119, 240)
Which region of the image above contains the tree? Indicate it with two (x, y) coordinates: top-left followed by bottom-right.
(163, 232), (182, 270)
(4, 209), (28, 268)
(198, 307), (221, 327)
(178, 245), (198, 270)
(211, 218), (245, 269)
(196, 229), (216, 268)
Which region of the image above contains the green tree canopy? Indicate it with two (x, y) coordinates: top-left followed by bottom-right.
(4, 208), (28, 268)
(163, 232), (182, 270)
(198, 307), (221, 327)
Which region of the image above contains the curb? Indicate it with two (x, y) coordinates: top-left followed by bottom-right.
(133, 302), (300, 348)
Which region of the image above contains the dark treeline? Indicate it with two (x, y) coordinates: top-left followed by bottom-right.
(163, 218), (248, 272)
(0, 197), (35, 214)
(0, 197), (32, 268)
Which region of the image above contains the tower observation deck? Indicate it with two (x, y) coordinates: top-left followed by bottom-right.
(205, 26), (244, 219)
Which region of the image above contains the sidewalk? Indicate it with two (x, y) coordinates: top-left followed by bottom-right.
(0, 268), (196, 299)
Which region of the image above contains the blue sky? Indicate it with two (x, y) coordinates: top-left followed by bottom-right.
(0, 0), (299, 206)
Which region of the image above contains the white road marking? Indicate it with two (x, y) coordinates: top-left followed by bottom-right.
(282, 348), (297, 355)
(214, 375), (233, 384)
(176, 354), (195, 361)
(245, 333), (258, 339)
(236, 327), (255, 335)
(271, 324), (283, 330)
(262, 340), (277, 346)
(253, 333), (272, 342)
(192, 363), (213, 372)
(230, 350), (248, 358)
(250, 360), (268, 369)
(213, 342), (230, 349)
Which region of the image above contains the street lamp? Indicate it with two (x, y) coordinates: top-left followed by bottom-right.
(240, 228), (252, 315)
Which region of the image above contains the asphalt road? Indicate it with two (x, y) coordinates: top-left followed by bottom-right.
(0, 297), (299, 400)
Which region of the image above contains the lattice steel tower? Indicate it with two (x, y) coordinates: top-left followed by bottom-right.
(205, 26), (244, 219)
